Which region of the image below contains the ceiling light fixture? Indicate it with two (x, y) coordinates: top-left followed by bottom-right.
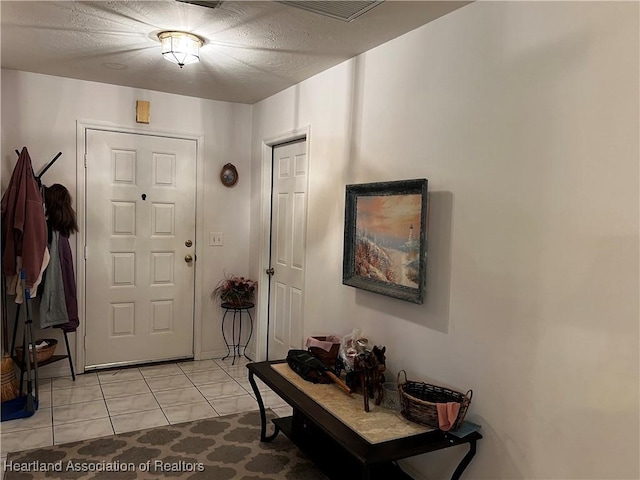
(158, 31), (204, 68)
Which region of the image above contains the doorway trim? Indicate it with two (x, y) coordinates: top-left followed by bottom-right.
(75, 120), (205, 373)
(255, 126), (310, 362)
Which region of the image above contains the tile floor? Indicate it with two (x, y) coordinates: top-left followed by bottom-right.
(0, 357), (292, 474)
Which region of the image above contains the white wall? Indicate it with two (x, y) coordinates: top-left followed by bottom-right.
(250, 2), (639, 479)
(1, 70), (253, 372)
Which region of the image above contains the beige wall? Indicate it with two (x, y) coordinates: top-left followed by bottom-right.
(1, 70), (253, 367)
(250, 2), (639, 479)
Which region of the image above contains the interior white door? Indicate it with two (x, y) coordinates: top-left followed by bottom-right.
(267, 139), (308, 360)
(85, 130), (196, 368)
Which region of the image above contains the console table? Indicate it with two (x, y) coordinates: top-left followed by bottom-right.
(247, 360), (481, 480)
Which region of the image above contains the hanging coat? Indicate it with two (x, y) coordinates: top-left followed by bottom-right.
(1, 147), (48, 293)
(56, 232), (79, 332)
(39, 231), (68, 328)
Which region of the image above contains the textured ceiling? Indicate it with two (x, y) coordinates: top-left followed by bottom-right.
(1, 1), (469, 104)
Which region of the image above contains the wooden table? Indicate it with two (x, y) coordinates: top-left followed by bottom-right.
(247, 360), (481, 480)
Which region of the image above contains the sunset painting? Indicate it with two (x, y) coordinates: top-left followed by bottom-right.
(343, 179), (427, 304)
(354, 194), (422, 288)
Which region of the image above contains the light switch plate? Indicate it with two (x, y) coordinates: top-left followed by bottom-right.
(209, 232), (224, 246)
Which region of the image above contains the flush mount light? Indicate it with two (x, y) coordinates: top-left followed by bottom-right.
(157, 31), (204, 68)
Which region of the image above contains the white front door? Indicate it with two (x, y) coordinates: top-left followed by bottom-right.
(267, 139), (308, 360)
(85, 130), (196, 368)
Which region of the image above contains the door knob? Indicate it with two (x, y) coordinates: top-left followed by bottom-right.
(185, 255), (193, 263)
(266, 267), (274, 276)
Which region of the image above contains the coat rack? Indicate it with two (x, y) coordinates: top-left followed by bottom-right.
(2, 148), (75, 421)
(14, 148), (62, 187)
(11, 147), (75, 379)
(1, 147), (58, 419)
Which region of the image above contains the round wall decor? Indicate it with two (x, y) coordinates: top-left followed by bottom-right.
(220, 163), (238, 187)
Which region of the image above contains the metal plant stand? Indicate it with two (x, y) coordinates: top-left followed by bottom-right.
(221, 302), (254, 365)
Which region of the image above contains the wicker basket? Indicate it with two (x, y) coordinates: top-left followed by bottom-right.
(307, 336), (340, 367)
(15, 339), (58, 364)
(397, 370), (472, 431)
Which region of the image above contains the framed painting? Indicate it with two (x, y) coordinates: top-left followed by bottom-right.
(342, 179), (428, 304)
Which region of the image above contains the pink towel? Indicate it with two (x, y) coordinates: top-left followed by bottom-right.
(436, 402), (460, 431)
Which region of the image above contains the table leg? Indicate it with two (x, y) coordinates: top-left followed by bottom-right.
(361, 465), (371, 480)
(242, 309), (254, 361)
(235, 309), (241, 365)
(232, 310), (238, 365)
(221, 309), (232, 361)
(451, 439), (477, 480)
(248, 371), (280, 442)
(63, 331), (76, 381)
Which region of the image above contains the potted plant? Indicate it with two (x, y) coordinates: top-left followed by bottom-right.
(212, 274), (257, 307)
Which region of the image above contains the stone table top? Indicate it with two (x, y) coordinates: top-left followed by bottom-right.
(271, 363), (433, 444)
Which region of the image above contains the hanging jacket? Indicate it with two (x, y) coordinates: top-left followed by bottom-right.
(56, 233), (79, 332)
(1, 147), (48, 292)
(39, 231), (68, 328)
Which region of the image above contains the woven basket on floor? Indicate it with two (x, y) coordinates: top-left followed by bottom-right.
(397, 370), (472, 431)
(15, 339), (57, 364)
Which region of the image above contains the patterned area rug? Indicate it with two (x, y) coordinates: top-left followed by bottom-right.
(4, 410), (328, 480)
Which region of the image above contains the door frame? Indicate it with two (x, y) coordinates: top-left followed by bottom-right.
(75, 120), (205, 373)
(255, 126), (310, 361)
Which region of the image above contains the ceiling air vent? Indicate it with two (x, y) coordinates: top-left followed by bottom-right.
(280, 1), (384, 22)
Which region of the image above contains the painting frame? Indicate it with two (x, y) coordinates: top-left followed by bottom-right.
(342, 179), (428, 304)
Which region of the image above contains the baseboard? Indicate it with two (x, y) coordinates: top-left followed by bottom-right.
(33, 349), (235, 378)
(197, 350), (215, 360)
(198, 349), (233, 361)
(200, 349), (257, 362)
(29, 361), (73, 380)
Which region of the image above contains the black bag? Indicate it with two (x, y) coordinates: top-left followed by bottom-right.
(286, 349), (332, 384)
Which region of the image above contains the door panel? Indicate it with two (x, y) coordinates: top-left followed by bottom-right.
(85, 130), (196, 368)
(268, 139), (307, 360)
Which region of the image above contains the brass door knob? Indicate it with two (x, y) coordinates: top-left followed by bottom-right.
(185, 255), (193, 263)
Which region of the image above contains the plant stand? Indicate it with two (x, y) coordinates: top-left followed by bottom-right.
(221, 302), (254, 365)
